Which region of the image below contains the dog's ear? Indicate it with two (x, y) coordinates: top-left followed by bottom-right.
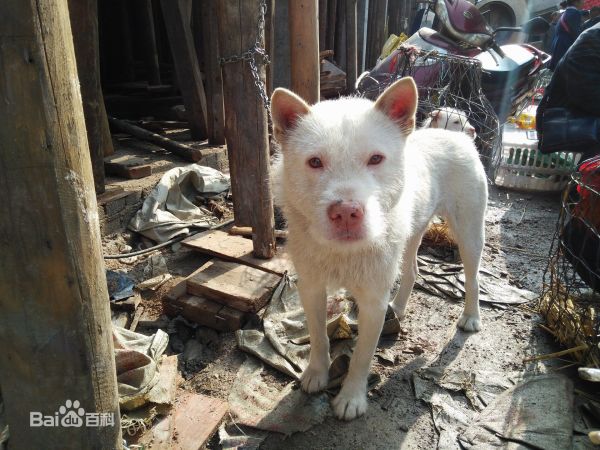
(374, 77), (418, 135)
(271, 88), (310, 142)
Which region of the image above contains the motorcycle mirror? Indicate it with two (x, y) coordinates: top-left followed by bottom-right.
(521, 17), (550, 35)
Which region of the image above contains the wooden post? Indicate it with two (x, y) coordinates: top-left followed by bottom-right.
(319, 0), (328, 51)
(217, 0), (275, 259)
(289, 0), (320, 104)
(0, 1), (122, 448)
(193, 0), (225, 145)
(117, 0), (136, 81)
(365, 0), (388, 69)
(335, 0), (347, 71)
(137, 0), (162, 85)
(68, 0), (114, 194)
(265, 0), (275, 96)
(346, 0), (358, 92)
(326, 0), (338, 53)
(160, 0), (208, 140)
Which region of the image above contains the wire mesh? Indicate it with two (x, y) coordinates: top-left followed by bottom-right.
(539, 166), (600, 368)
(356, 47), (502, 180)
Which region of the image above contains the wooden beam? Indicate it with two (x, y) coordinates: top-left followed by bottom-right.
(137, 0), (162, 85)
(193, 0), (225, 145)
(326, 0), (338, 52)
(289, 0), (320, 104)
(265, 0), (275, 96)
(335, 0), (347, 71)
(68, 0), (114, 193)
(365, 0), (388, 69)
(319, 0), (328, 51)
(108, 116), (205, 162)
(346, 0), (358, 92)
(160, 0), (208, 140)
(0, 0), (121, 447)
(217, 0), (275, 258)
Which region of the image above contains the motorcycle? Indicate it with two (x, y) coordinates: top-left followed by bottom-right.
(356, 0), (551, 124)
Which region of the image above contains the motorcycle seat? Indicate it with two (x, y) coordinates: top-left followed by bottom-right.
(418, 27), (462, 50)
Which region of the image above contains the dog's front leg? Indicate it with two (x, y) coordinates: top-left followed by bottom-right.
(332, 291), (387, 420)
(299, 279), (331, 393)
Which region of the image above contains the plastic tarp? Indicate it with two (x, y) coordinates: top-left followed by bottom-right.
(129, 165), (230, 243)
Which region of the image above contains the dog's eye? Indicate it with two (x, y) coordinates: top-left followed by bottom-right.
(368, 154), (384, 165)
(453, 120), (460, 124)
(308, 157), (323, 168)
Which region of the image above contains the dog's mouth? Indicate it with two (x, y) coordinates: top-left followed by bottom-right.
(329, 229), (366, 242)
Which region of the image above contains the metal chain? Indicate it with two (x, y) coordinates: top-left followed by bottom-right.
(219, 0), (272, 128)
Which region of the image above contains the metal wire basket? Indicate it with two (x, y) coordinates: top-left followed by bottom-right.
(539, 168), (600, 367)
(357, 47), (502, 180)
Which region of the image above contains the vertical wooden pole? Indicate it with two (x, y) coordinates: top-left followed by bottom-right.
(265, 0), (275, 96)
(289, 0), (320, 104)
(137, 0), (162, 85)
(335, 0), (347, 71)
(346, 0), (358, 92)
(319, 0), (328, 51)
(68, 0), (114, 194)
(117, 0), (136, 81)
(160, 0), (208, 139)
(326, 0), (338, 53)
(193, 0), (225, 145)
(365, 0), (388, 69)
(217, 0), (275, 258)
(0, 0), (122, 448)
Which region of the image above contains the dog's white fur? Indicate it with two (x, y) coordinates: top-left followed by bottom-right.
(270, 78), (488, 421)
(422, 107), (477, 138)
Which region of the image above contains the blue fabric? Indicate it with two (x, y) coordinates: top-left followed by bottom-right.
(549, 7), (584, 70)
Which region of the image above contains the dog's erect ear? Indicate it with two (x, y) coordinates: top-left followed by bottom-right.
(374, 77), (418, 135)
(271, 88), (310, 142)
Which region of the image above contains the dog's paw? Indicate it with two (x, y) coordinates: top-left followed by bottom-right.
(458, 313), (482, 332)
(390, 303), (406, 321)
(300, 365), (329, 393)
(332, 387), (368, 420)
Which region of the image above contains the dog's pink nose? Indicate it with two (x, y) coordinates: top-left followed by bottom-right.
(328, 201), (364, 228)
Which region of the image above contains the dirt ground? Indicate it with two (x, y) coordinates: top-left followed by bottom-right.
(102, 145), (595, 448)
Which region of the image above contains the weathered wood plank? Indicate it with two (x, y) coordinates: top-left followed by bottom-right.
(187, 260), (281, 313)
(289, 0), (320, 104)
(346, 0), (358, 92)
(104, 154), (152, 179)
(171, 294), (247, 331)
(108, 116), (205, 161)
(171, 393), (228, 450)
(182, 229), (294, 276)
(68, 0), (114, 192)
(0, 0), (121, 447)
(160, 0), (208, 139)
(137, 0), (162, 85)
(193, 0), (225, 145)
(217, 0), (276, 258)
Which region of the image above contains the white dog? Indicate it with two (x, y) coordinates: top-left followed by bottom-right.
(271, 78), (488, 421)
(422, 107), (477, 138)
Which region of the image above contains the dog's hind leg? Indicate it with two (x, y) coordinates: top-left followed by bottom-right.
(298, 279), (331, 393)
(332, 289), (388, 420)
(448, 211), (485, 332)
(390, 231), (425, 320)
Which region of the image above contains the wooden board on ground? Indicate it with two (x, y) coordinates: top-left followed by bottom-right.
(182, 229), (294, 275)
(96, 185), (125, 205)
(134, 391), (224, 450)
(168, 294), (246, 331)
(104, 154), (152, 179)
(171, 393), (228, 450)
(187, 259), (281, 313)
